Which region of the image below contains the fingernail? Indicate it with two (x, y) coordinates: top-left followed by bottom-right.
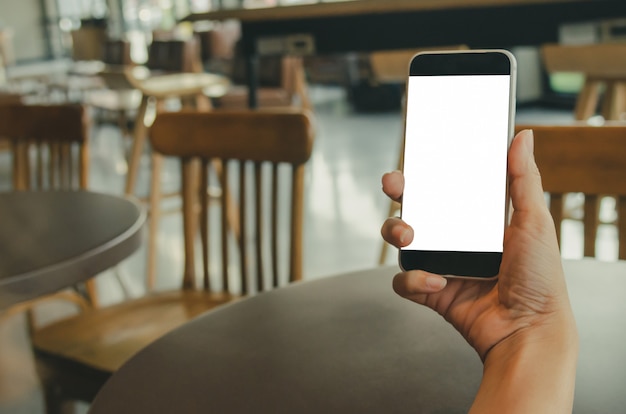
(425, 275), (447, 290)
(399, 227), (411, 244)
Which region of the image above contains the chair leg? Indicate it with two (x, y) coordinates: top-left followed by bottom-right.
(181, 158), (199, 289)
(618, 196), (626, 261)
(379, 115), (405, 265)
(602, 81), (626, 121)
(125, 94), (149, 196)
(147, 152), (164, 290)
(574, 78), (601, 121)
(378, 200), (401, 265)
(583, 195), (599, 258)
(41, 382), (76, 414)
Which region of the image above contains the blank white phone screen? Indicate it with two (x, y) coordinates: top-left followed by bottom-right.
(401, 74), (511, 253)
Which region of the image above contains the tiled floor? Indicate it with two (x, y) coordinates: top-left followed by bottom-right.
(0, 85), (618, 414)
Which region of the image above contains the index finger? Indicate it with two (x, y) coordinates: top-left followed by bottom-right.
(382, 170), (404, 203)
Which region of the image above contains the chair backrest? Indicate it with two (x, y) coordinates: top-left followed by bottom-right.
(102, 39), (133, 66)
(0, 103), (89, 190)
(541, 43), (626, 79)
(195, 20), (241, 62)
(369, 45), (470, 84)
(150, 109), (314, 293)
(71, 27), (108, 62)
(515, 124), (626, 260)
(146, 38), (202, 73)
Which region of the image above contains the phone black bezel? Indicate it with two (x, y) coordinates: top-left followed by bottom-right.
(409, 51), (512, 77)
(399, 50), (513, 279)
(399, 250), (502, 278)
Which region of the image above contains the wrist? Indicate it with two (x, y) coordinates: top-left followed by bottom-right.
(471, 312), (578, 414)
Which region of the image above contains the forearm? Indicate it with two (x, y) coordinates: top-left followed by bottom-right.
(469, 316), (578, 414)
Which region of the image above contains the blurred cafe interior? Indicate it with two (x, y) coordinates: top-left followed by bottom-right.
(1, 0), (626, 413)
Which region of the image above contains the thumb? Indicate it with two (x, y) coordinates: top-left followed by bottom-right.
(508, 129), (547, 214)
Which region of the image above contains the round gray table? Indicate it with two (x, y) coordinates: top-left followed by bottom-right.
(0, 191), (145, 309)
(89, 259), (626, 414)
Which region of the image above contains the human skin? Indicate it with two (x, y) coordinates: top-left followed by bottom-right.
(380, 129), (578, 413)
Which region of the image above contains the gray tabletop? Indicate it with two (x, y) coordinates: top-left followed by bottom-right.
(89, 259), (626, 414)
(0, 191), (145, 309)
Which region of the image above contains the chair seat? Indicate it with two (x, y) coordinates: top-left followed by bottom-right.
(214, 86), (291, 108)
(32, 290), (239, 372)
(84, 88), (142, 112)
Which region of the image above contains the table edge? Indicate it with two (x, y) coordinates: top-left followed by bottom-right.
(182, 0), (587, 23)
(0, 192), (146, 309)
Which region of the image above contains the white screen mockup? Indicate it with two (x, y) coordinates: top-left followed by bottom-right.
(401, 74), (510, 253)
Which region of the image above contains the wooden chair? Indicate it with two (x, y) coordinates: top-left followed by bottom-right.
(214, 52), (312, 110)
(0, 102), (96, 319)
(0, 93), (23, 153)
(3, 104), (89, 194)
(0, 103), (90, 193)
(30, 109), (315, 412)
(515, 124), (626, 260)
(541, 43), (626, 121)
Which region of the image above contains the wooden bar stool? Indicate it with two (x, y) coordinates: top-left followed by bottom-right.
(123, 68), (231, 285)
(541, 43), (626, 121)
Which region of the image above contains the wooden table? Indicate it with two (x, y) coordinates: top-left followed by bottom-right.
(89, 259), (626, 414)
(184, 0), (626, 107)
(0, 191), (145, 309)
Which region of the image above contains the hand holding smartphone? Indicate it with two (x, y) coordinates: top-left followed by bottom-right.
(399, 50), (517, 279)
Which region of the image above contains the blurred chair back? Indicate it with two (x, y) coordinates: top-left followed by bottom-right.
(146, 38), (202, 73)
(71, 26), (107, 62)
(196, 20), (241, 62)
(0, 103), (89, 190)
(102, 39), (133, 66)
(541, 43), (626, 120)
(369, 45), (469, 84)
(516, 124), (626, 260)
(150, 109), (315, 290)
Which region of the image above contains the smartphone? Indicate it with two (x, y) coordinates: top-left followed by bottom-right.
(399, 50), (517, 279)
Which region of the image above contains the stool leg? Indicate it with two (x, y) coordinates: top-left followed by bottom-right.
(574, 78), (601, 121)
(125, 94), (149, 195)
(147, 152), (163, 290)
(378, 200), (401, 265)
(583, 195), (599, 258)
(602, 81), (626, 121)
(182, 158), (199, 289)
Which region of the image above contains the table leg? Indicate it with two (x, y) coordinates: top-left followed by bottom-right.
(246, 54), (259, 109)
